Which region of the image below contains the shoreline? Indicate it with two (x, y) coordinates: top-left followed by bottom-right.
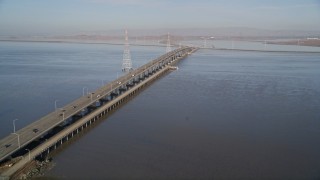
(1, 39), (320, 54)
(0, 39), (166, 47)
(211, 48), (320, 54)
(267, 39), (320, 47)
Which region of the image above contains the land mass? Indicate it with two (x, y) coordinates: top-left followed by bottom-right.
(267, 39), (320, 47)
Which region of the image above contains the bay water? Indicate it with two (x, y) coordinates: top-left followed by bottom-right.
(0, 41), (319, 179)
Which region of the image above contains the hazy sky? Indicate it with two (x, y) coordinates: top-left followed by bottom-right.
(0, 0), (319, 35)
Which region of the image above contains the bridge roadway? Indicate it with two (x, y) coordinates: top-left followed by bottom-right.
(0, 46), (197, 178)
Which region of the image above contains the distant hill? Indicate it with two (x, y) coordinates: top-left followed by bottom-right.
(1, 27), (319, 41)
(74, 27), (320, 38)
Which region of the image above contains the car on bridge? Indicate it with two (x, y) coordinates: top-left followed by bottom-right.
(5, 144), (11, 148)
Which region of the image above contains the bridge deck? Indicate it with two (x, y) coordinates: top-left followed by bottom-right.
(1, 63), (179, 178)
(0, 47), (196, 164)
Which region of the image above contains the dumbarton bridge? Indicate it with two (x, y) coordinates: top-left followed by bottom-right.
(0, 46), (197, 179)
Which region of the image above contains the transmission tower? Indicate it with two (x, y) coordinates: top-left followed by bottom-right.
(122, 29), (133, 72)
(166, 32), (171, 53)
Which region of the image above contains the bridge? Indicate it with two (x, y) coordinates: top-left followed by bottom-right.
(0, 46), (198, 179)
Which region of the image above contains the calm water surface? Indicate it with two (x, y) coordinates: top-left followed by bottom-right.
(0, 42), (320, 179)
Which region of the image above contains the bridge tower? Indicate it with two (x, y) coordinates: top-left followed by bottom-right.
(166, 32), (171, 53)
(122, 29), (133, 72)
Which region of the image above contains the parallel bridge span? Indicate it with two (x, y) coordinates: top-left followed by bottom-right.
(0, 46), (198, 179)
